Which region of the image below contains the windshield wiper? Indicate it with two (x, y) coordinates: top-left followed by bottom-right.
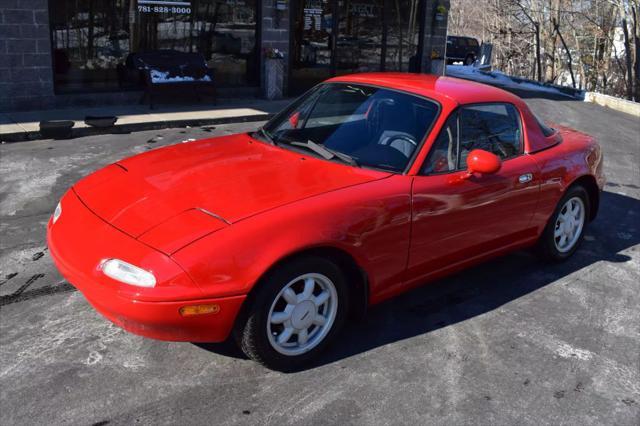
(289, 140), (359, 167)
(255, 127), (276, 145)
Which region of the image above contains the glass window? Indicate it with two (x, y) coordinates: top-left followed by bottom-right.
(290, 0), (334, 95)
(385, 0), (422, 72)
(49, 0), (258, 93)
(533, 113), (556, 137)
(335, 0), (384, 74)
(263, 83), (439, 172)
(458, 103), (522, 166)
(421, 103), (522, 174)
(422, 113), (458, 174)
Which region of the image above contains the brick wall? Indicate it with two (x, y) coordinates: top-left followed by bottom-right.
(260, 0), (289, 97)
(0, 0), (54, 112)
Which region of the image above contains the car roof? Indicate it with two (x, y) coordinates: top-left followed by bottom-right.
(327, 72), (525, 108)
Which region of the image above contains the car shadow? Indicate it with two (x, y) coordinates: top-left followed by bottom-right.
(194, 190), (639, 371)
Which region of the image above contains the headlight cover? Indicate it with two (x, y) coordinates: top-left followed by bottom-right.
(100, 259), (156, 288)
(53, 201), (62, 224)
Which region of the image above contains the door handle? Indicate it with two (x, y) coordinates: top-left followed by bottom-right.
(518, 173), (533, 184)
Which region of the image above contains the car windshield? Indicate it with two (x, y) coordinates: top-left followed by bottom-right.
(261, 83), (440, 172)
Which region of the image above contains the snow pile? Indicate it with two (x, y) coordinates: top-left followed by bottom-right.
(445, 65), (583, 99)
(150, 69), (212, 84)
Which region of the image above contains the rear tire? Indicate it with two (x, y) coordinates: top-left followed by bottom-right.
(234, 256), (348, 371)
(464, 54), (475, 66)
(536, 185), (590, 261)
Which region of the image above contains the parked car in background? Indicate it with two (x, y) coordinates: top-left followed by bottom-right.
(446, 36), (480, 65)
(48, 74), (604, 371)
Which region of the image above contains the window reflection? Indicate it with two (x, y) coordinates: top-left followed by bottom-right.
(50, 0), (258, 93)
(290, 0), (335, 95)
(290, 0), (423, 93)
(385, 0), (421, 71)
(335, 0), (383, 74)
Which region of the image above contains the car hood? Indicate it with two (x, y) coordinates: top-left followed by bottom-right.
(74, 133), (389, 239)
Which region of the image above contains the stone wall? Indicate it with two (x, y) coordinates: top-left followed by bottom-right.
(0, 0), (54, 112)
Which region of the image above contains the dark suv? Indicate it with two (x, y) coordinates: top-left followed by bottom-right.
(446, 36), (480, 65)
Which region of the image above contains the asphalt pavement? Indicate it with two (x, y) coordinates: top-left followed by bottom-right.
(0, 99), (639, 425)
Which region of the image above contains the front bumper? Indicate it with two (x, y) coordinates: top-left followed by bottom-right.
(47, 189), (245, 342)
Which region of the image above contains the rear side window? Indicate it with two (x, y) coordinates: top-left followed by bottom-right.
(467, 38), (479, 47)
(534, 114), (556, 137)
(422, 103), (522, 174)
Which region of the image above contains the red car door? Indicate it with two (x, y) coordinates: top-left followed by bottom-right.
(406, 103), (541, 284)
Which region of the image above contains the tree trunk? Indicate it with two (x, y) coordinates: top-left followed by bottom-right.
(534, 21), (542, 82)
(621, 16), (634, 100)
(553, 18), (576, 88)
(633, 4), (640, 101)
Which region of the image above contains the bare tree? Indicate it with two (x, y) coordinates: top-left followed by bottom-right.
(449, 0), (639, 100)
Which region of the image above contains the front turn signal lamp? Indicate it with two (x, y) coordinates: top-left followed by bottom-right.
(100, 259), (156, 288)
(179, 304), (220, 317)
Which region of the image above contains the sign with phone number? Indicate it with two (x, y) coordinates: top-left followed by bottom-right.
(138, 0), (191, 14)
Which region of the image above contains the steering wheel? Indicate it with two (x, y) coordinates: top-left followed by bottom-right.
(387, 134), (417, 147)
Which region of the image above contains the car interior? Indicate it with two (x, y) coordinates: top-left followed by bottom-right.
(423, 103), (522, 174)
(270, 85), (439, 171)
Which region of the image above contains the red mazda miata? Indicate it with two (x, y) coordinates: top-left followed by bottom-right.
(48, 73), (604, 370)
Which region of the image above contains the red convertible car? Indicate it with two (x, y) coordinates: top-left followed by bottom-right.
(48, 73), (604, 370)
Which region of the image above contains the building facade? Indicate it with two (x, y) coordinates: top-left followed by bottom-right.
(1, 0), (448, 112)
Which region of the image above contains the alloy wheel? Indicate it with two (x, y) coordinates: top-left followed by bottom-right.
(553, 196), (585, 253)
(266, 273), (338, 356)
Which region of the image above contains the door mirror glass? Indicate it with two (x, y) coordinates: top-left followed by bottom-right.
(466, 149), (501, 175)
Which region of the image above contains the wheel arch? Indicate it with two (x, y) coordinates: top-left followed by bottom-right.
(568, 174), (600, 221)
(232, 245), (370, 336)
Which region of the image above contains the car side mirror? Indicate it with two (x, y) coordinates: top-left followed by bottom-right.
(465, 149), (501, 176)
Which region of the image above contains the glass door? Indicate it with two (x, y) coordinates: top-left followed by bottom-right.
(289, 0), (423, 95)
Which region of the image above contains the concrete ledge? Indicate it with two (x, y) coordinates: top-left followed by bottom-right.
(0, 114), (272, 143)
(585, 92), (640, 117)
(0, 99), (291, 143)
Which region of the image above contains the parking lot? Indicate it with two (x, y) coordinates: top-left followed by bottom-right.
(0, 98), (638, 425)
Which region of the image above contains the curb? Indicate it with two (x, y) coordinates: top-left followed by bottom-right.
(0, 113), (272, 143)
(584, 92), (640, 118)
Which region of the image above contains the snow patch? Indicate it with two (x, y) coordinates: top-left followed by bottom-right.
(150, 69), (212, 84)
(0, 157), (60, 216)
(446, 65), (581, 99)
(555, 343), (594, 361)
(617, 231), (633, 240)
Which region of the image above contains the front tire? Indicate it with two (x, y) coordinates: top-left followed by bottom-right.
(235, 256), (348, 371)
(537, 185), (590, 261)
